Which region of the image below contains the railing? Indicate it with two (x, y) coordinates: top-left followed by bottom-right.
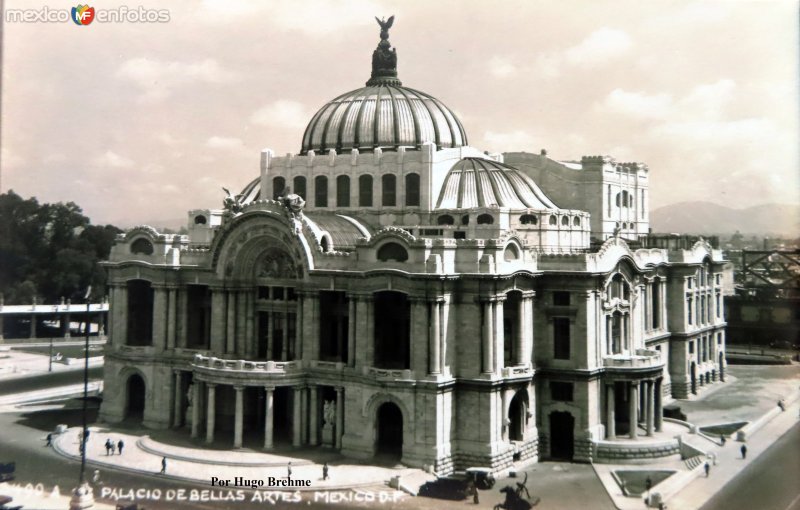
(191, 354), (302, 373)
(362, 366), (413, 381)
(502, 365), (533, 378)
(603, 349), (663, 369)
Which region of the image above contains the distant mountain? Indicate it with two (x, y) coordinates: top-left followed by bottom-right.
(650, 201), (800, 236)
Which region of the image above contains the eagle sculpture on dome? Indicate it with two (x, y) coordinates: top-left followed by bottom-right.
(375, 15), (394, 40)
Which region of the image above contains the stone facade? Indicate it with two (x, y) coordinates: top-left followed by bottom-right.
(98, 20), (732, 475)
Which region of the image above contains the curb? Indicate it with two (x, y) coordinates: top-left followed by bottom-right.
(136, 436), (315, 468)
(51, 428), (403, 493)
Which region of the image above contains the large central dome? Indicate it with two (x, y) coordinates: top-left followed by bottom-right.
(300, 16), (468, 154)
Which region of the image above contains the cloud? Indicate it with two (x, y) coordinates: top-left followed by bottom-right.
(679, 79), (736, 119)
(600, 89), (673, 119)
(565, 28), (633, 67)
(251, 100), (310, 130)
(198, 0), (381, 35)
(116, 58), (237, 101)
(482, 130), (537, 152)
(94, 150), (134, 168)
(488, 56), (517, 78)
(206, 136), (245, 150)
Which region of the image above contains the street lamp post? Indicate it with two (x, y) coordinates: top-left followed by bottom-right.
(69, 286), (95, 510)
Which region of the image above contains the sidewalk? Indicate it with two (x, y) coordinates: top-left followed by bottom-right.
(52, 427), (424, 493)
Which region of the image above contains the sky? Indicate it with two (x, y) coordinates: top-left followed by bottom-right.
(1, 0), (798, 227)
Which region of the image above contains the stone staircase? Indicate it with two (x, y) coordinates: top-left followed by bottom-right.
(684, 454), (704, 470)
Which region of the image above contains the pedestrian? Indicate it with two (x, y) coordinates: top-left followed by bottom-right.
(110, 442), (116, 455)
(704, 462), (710, 477)
(472, 482), (479, 505)
(778, 399), (786, 411)
(740, 444), (747, 459)
(160, 457), (167, 474)
(720, 434), (726, 446)
(104, 439), (112, 456)
(46, 433), (52, 447)
(322, 462), (329, 481)
(92, 469), (101, 485)
(287, 462), (292, 480)
(117, 439), (124, 455)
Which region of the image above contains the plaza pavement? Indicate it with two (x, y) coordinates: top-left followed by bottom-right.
(594, 363), (800, 510)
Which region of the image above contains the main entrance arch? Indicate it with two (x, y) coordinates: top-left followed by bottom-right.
(375, 402), (403, 461)
(126, 373), (146, 422)
(549, 411), (574, 460)
(508, 390), (527, 441)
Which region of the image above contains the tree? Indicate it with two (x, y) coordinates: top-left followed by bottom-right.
(0, 190), (123, 304)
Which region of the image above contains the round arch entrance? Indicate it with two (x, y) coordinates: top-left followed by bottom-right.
(508, 390), (528, 441)
(126, 374), (146, 422)
(375, 402), (403, 461)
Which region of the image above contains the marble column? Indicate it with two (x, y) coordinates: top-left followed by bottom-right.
(191, 381), (202, 438)
(365, 298), (375, 367)
(482, 299), (494, 373)
(176, 287), (188, 349)
(264, 387), (274, 449)
(281, 312), (288, 361)
(654, 378), (663, 432)
(244, 291), (254, 358)
(205, 384), (217, 444)
(266, 311), (274, 360)
(309, 385), (319, 446)
(233, 386), (244, 448)
(167, 288), (177, 349)
(236, 291), (247, 357)
(335, 387), (344, 450)
(210, 289), (226, 354)
(295, 294), (304, 360)
(347, 298), (356, 367)
(226, 291), (236, 354)
(628, 382), (638, 439)
(172, 371), (182, 428)
(429, 300), (441, 375)
(646, 380), (654, 436)
(606, 383), (616, 439)
(494, 297), (505, 372)
(292, 387), (302, 447)
(153, 286), (168, 350)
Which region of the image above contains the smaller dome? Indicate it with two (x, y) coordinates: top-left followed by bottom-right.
(436, 158), (558, 210)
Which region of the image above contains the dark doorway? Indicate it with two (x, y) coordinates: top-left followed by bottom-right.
(126, 374), (146, 422)
(373, 292), (410, 369)
(614, 382), (629, 435)
(549, 411), (574, 460)
(376, 402), (403, 460)
(691, 362), (697, 395)
(508, 391), (527, 441)
(273, 387), (291, 445)
(257, 312), (269, 359)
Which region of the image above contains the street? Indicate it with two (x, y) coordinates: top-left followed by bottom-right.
(0, 367), (104, 396)
(701, 422), (800, 510)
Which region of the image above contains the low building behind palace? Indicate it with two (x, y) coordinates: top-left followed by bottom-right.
(99, 20), (733, 473)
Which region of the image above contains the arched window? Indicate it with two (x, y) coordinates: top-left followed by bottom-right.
(549, 215), (557, 226)
(504, 244), (520, 261)
(131, 238), (153, 255)
(194, 215), (207, 225)
(520, 214), (537, 225)
(437, 214), (455, 225)
(561, 216), (569, 226)
(405, 173), (420, 207)
(382, 174), (396, 207)
(272, 176), (286, 200)
(477, 213), (494, 225)
(461, 214), (470, 226)
(314, 175), (328, 207)
(336, 175), (350, 207)
(320, 236), (331, 253)
(573, 216), (581, 227)
(127, 280), (153, 346)
(293, 176), (307, 200)
(377, 242), (408, 262)
(359, 175), (373, 207)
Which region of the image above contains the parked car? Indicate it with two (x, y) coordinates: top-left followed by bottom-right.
(418, 467), (496, 500)
(466, 467), (496, 490)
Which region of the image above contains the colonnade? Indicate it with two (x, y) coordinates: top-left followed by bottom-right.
(481, 292), (534, 373)
(604, 378), (663, 440)
(183, 376), (345, 450)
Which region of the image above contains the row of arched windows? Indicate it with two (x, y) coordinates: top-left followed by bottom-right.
(272, 174), (420, 208)
(436, 214), (494, 226)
